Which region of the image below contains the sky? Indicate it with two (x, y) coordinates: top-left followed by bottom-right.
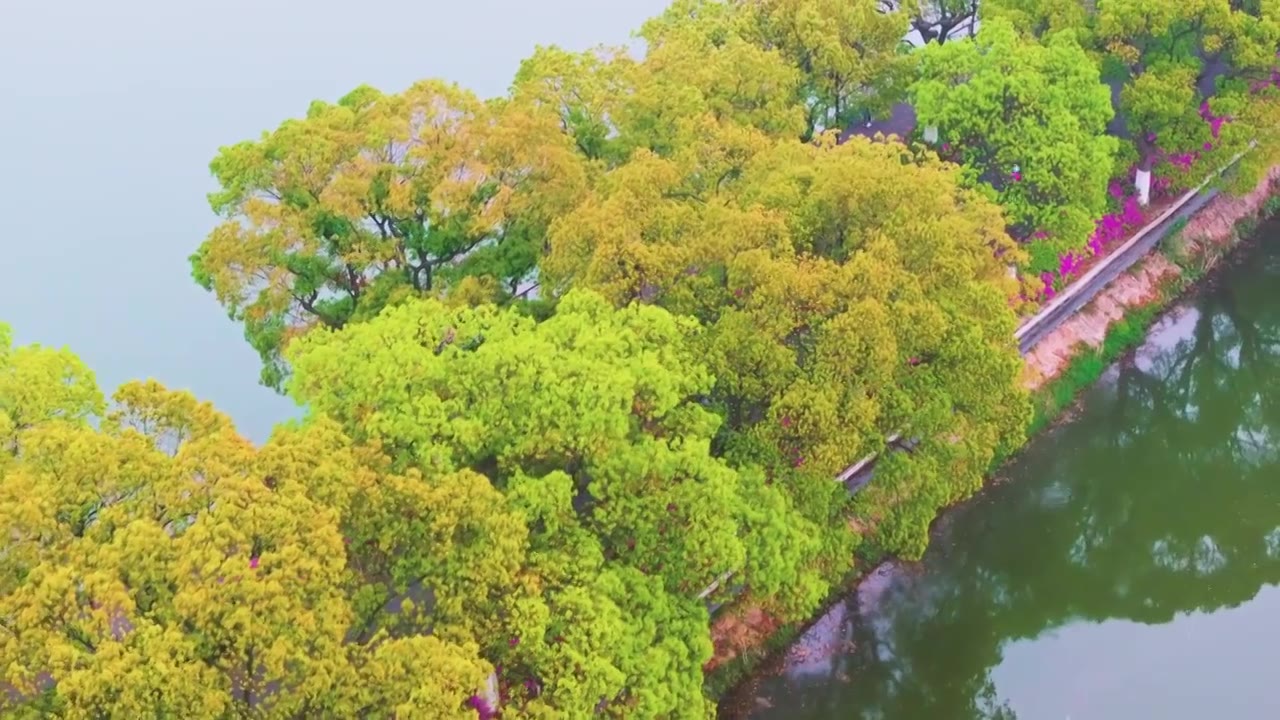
(0, 0), (669, 442)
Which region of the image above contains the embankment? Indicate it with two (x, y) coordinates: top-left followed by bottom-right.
(709, 164), (1280, 713)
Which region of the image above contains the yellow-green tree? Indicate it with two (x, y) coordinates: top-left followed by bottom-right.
(0, 325), (501, 718)
(543, 126), (1030, 560)
(191, 80), (587, 389)
(738, 0), (914, 137)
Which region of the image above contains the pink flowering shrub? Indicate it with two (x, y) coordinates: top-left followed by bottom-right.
(1026, 86), (1257, 302)
(467, 695), (498, 720)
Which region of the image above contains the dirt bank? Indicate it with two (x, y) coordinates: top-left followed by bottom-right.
(1023, 167), (1280, 390)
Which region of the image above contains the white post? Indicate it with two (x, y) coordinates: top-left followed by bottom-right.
(1006, 264), (1018, 281)
(923, 125), (939, 144)
(1134, 168), (1152, 206)
(482, 672), (499, 708)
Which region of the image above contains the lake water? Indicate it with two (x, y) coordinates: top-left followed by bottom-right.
(737, 222), (1280, 720)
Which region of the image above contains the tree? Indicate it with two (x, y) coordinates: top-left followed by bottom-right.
(191, 80), (587, 389)
(0, 330), (505, 717)
(514, 6), (807, 168)
(284, 289), (836, 715)
(0, 323), (102, 444)
(634, 1), (809, 145)
(510, 45), (640, 168)
(881, 0), (979, 46)
(983, 0), (1280, 201)
(734, 0), (915, 138)
(996, 0), (1280, 203)
(913, 19), (1119, 272)
(980, 0), (1093, 41)
(543, 128), (1030, 560)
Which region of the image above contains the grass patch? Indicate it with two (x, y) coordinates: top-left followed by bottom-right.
(1027, 304), (1160, 436)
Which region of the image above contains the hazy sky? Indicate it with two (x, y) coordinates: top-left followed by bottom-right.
(0, 0), (669, 441)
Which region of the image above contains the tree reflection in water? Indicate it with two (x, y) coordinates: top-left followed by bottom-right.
(740, 226), (1280, 720)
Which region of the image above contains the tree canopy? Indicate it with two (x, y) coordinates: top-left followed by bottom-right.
(914, 19), (1118, 271)
(0, 326), (501, 718)
(191, 81), (589, 389)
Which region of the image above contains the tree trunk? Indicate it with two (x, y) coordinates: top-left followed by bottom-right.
(1135, 138), (1158, 206)
(1135, 167), (1153, 206)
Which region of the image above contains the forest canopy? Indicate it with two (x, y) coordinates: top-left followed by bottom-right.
(7, 0), (1280, 716)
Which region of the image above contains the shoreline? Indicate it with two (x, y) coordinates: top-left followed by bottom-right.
(709, 166), (1280, 718)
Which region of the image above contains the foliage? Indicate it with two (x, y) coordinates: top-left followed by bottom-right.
(914, 19), (1118, 271)
(0, 328), (503, 718)
(542, 125), (1030, 560)
(191, 81), (588, 389)
(882, 0), (978, 45)
(735, 0), (916, 137)
(980, 0), (1093, 40)
(1096, 0), (1279, 175)
(164, 0), (1280, 711)
(285, 289), (860, 715)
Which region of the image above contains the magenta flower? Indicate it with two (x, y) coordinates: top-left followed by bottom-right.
(467, 695), (498, 720)
(249, 556), (260, 570)
(1121, 198), (1145, 228)
(1011, 170), (1022, 182)
(780, 415), (793, 428)
(1108, 180), (1126, 199)
(1058, 253), (1081, 277)
(509, 636), (520, 647)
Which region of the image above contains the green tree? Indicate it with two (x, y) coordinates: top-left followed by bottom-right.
(734, 0), (915, 138)
(913, 19), (1118, 271)
(881, 0), (979, 45)
(1104, 0), (1279, 190)
(980, 0), (1093, 41)
(285, 289), (836, 715)
(993, 0), (1280, 201)
(544, 128), (1030, 560)
(191, 80), (586, 389)
(510, 45), (640, 167)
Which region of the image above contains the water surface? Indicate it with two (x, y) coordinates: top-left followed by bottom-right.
(741, 225), (1280, 720)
